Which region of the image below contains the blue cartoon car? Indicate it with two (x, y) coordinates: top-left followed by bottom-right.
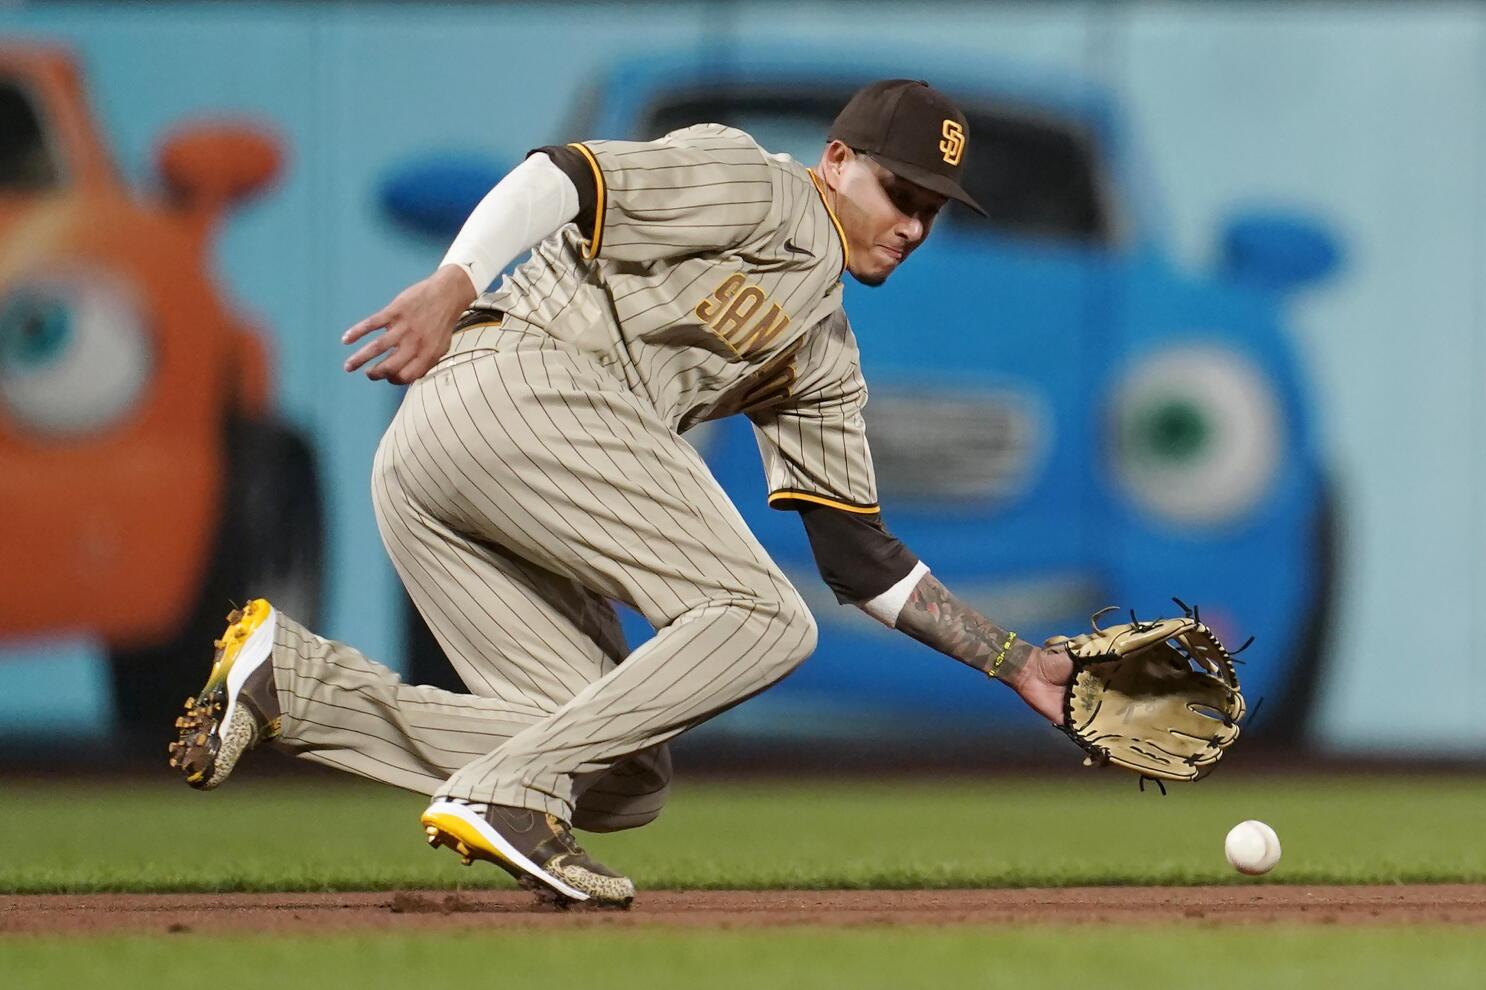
(381, 50), (1341, 746)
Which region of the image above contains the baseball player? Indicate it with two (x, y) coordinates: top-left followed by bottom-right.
(170, 79), (1074, 909)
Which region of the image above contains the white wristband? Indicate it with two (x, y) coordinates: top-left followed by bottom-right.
(861, 561), (930, 628)
(440, 152), (580, 293)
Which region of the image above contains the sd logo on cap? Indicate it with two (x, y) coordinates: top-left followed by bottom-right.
(828, 79), (986, 216)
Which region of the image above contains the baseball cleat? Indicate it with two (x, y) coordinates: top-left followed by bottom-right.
(420, 799), (635, 909)
(168, 598), (282, 790)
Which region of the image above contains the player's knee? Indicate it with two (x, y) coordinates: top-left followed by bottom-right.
(572, 780), (669, 832)
(572, 747), (672, 833)
(760, 591), (817, 673)
(572, 803), (664, 833)
(786, 594), (818, 661)
(369, 437), (407, 524)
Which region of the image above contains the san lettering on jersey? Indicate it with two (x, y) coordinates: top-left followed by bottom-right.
(694, 273), (792, 358)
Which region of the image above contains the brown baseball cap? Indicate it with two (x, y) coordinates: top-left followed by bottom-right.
(828, 79), (986, 216)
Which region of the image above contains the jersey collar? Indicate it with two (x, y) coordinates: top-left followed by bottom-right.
(807, 168), (850, 278)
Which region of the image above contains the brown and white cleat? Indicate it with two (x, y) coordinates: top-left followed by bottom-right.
(169, 599), (282, 790)
(420, 799), (635, 909)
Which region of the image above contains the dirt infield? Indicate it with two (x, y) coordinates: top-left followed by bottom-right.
(3, 886), (1485, 935)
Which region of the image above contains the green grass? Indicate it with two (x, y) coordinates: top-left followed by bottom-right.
(1, 772), (1483, 892)
(4, 928), (1484, 989)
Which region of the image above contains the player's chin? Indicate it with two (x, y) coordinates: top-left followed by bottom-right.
(850, 257), (901, 288)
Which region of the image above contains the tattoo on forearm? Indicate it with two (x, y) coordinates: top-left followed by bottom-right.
(895, 573), (1035, 681)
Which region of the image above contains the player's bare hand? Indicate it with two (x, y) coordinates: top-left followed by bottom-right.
(341, 265), (477, 384)
(1003, 645), (1074, 726)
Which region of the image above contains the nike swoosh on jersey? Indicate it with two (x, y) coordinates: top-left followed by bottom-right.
(784, 239), (813, 256)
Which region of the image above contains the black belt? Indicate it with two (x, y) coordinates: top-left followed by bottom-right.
(454, 309), (505, 333)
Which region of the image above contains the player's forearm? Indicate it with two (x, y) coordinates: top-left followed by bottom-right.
(893, 572), (1036, 683)
(440, 152), (579, 294)
(789, 504), (1030, 684)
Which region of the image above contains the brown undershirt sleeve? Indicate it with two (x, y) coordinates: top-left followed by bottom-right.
(796, 503), (919, 605)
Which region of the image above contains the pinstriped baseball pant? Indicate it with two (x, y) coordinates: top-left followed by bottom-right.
(270, 323), (816, 826)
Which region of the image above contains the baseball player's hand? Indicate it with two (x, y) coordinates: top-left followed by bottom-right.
(1002, 645), (1074, 725)
(342, 265), (477, 384)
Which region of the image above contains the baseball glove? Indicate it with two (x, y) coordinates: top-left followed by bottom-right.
(1047, 603), (1246, 785)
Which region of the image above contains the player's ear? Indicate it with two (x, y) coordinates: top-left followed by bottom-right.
(819, 140), (852, 187)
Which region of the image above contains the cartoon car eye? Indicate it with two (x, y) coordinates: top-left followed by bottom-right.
(1108, 345), (1282, 525)
(0, 271), (152, 438)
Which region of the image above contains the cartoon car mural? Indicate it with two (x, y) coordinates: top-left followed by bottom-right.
(379, 50), (1341, 744)
(0, 45), (322, 745)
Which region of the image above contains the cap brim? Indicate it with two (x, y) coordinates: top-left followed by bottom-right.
(869, 152), (987, 218)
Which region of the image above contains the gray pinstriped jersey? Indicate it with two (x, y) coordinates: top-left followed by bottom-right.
(473, 124), (879, 514)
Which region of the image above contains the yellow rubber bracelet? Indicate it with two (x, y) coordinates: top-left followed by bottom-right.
(987, 631), (1019, 678)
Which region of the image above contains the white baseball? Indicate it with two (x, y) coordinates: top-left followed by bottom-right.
(1224, 820), (1281, 875)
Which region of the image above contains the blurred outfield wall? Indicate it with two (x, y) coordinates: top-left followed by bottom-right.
(0, 1), (1482, 757)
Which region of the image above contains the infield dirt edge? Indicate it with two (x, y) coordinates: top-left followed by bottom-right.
(4, 885), (1486, 935)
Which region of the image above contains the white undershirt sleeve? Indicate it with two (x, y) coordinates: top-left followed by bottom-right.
(860, 560), (930, 628)
(439, 152), (580, 294)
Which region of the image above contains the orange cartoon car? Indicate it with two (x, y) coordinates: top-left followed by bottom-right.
(0, 45), (321, 745)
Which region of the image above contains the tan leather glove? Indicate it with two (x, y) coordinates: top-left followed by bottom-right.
(1047, 607), (1246, 784)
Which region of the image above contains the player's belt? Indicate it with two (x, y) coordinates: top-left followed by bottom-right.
(453, 310), (506, 333)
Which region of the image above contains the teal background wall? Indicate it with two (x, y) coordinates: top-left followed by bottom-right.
(1, 1), (1481, 754)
